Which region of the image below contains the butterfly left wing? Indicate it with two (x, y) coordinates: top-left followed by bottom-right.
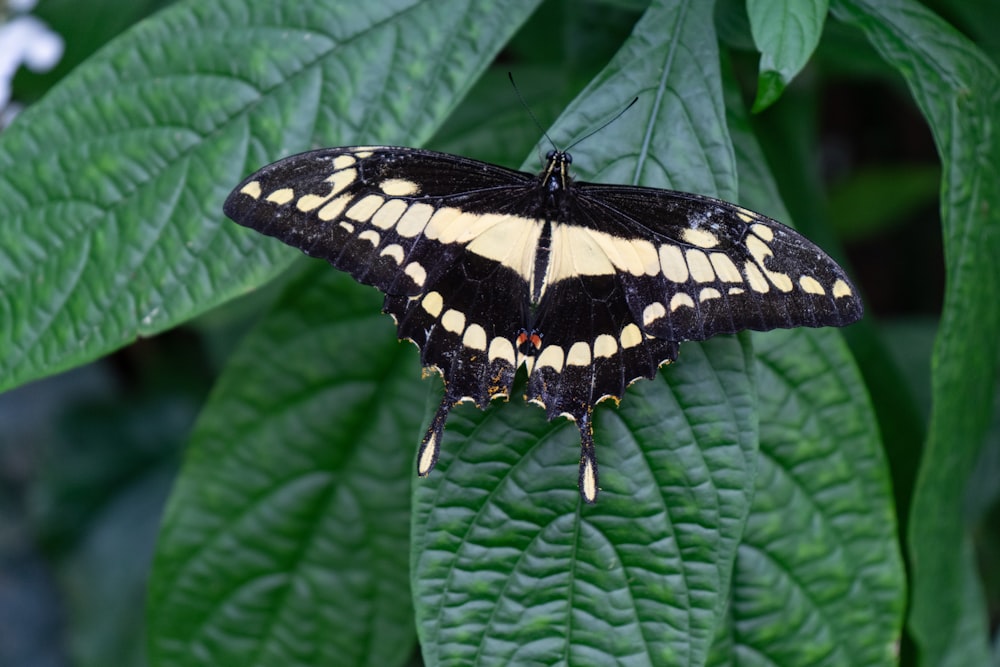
(224, 146), (551, 477)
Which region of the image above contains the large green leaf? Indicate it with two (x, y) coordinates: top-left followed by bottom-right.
(147, 267), (425, 667)
(706, 61), (905, 666)
(411, 1), (758, 664)
(830, 1), (1000, 665)
(0, 0), (539, 394)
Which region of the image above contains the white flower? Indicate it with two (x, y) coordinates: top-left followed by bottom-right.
(0, 9), (64, 112)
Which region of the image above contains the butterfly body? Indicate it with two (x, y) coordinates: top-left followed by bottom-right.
(225, 146), (862, 503)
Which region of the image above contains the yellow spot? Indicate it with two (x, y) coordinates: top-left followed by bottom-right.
(418, 433), (438, 475)
(297, 193), (327, 212)
(686, 249), (716, 283)
(593, 334), (617, 358)
(325, 168), (357, 197)
(710, 253), (743, 283)
(339, 221), (354, 233)
(464, 214), (544, 285)
(581, 457), (597, 503)
(628, 239), (661, 276)
(746, 234), (771, 265)
(358, 230), (380, 246)
(404, 262), (426, 287)
(620, 323), (642, 349)
(642, 302), (666, 326)
(599, 235), (660, 276)
(548, 225), (615, 280)
(421, 291), (443, 317)
(832, 279), (853, 298)
(659, 244), (689, 283)
(423, 207), (464, 240)
(441, 309), (466, 334)
(751, 223), (774, 242)
(699, 287), (722, 302)
(240, 181), (262, 199)
(535, 345), (565, 372)
(682, 227), (720, 248)
(371, 199), (408, 229)
(799, 276), (826, 295)
(736, 207), (756, 223)
(763, 266), (793, 292)
(396, 203), (435, 237)
(747, 236), (795, 292)
(566, 341), (591, 366)
(744, 262), (769, 293)
(266, 188), (294, 205)
(380, 244), (405, 264)
(488, 337), (516, 365)
(346, 194), (384, 221)
(462, 324), (487, 351)
(728, 287), (745, 295)
(670, 293), (695, 311)
(318, 193), (352, 221)
(353, 150), (374, 159)
(380, 178), (420, 197)
(332, 154), (356, 170)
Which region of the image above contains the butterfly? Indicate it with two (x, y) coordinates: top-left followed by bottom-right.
(224, 145), (862, 503)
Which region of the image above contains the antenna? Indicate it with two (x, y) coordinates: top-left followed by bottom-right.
(508, 72), (558, 153)
(508, 72), (638, 154)
(564, 96), (638, 152)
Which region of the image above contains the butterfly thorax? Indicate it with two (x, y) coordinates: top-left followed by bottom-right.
(537, 149), (574, 214)
(526, 150), (576, 305)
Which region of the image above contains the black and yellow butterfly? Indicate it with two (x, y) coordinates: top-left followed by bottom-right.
(224, 145), (862, 503)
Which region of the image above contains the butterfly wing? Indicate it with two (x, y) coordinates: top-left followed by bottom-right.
(570, 183), (863, 342)
(225, 147), (550, 474)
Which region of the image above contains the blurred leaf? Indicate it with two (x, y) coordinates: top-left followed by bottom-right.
(827, 164), (941, 241)
(148, 267), (426, 667)
(748, 0), (829, 111)
(64, 463), (175, 667)
(831, 1), (1000, 665)
(878, 317), (937, 419)
(0, 0), (538, 394)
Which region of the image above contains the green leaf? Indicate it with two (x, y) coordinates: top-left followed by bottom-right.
(0, 0), (539, 394)
(411, 1), (758, 664)
(712, 58), (905, 666)
(147, 267), (425, 667)
(748, 0), (829, 111)
(830, 1), (1000, 665)
(733, 328), (904, 666)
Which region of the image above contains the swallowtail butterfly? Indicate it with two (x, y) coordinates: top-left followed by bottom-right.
(224, 145), (862, 503)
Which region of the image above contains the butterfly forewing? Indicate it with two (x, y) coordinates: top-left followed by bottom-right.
(225, 145), (863, 503)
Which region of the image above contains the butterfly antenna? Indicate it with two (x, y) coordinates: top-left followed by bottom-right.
(508, 71), (559, 154)
(565, 96), (639, 152)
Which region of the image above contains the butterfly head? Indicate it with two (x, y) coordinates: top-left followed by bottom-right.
(540, 149), (573, 207)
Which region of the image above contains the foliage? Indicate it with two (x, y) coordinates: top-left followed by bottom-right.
(1, 0), (997, 665)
